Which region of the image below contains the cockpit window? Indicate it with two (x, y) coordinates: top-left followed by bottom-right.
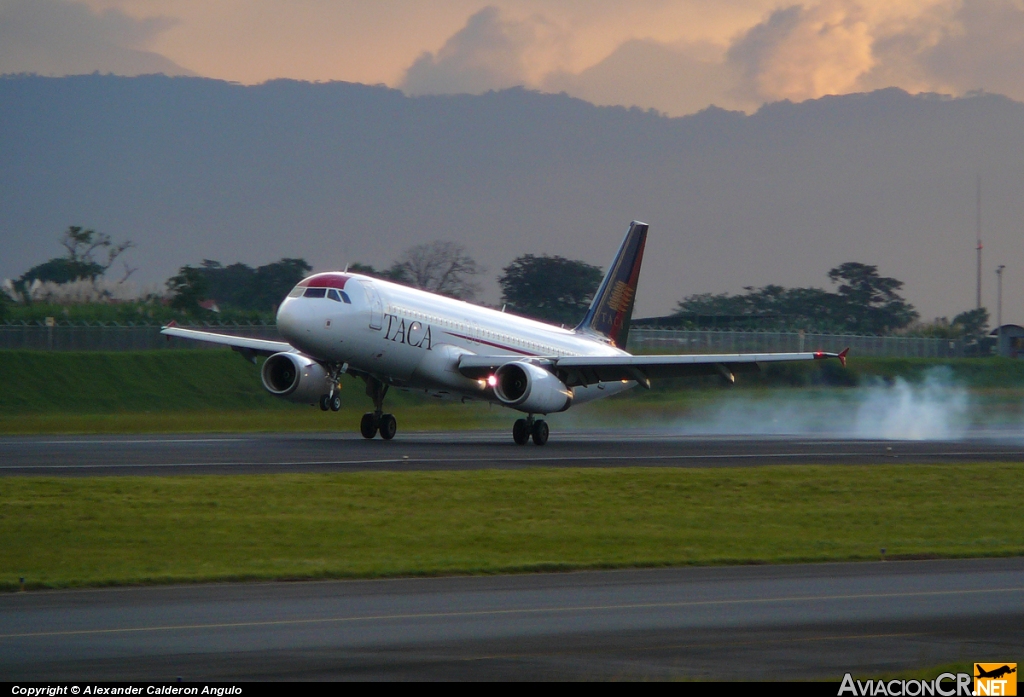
(288, 285), (304, 298)
(327, 289), (352, 304)
(303, 287), (327, 298)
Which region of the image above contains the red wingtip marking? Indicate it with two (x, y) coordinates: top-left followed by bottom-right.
(838, 347), (849, 368)
(813, 351), (825, 359)
(166, 320), (178, 328)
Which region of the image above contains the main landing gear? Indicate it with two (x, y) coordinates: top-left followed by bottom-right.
(360, 376), (396, 440)
(512, 415), (548, 446)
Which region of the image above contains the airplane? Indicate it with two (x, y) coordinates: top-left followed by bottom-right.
(976, 666), (1016, 679)
(162, 221), (848, 444)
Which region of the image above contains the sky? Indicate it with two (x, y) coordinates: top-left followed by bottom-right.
(3, 0), (1024, 115)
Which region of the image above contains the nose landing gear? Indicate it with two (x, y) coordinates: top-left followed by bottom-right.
(319, 364), (346, 412)
(513, 415), (548, 445)
(319, 392), (342, 411)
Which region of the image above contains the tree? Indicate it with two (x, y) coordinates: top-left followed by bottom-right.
(827, 262), (918, 334)
(252, 258), (313, 310)
(346, 262), (409, 284)
(59, 226), (134, 278)
(674, 285), (844, 331)
(951, 308), (989, 338)
(389, 241), (481, 300)
(166, 266), (210, 314)
(13, 226), (135, 300)
(499, 255), (604, 325)
(671, 262), (918, 334)
(173, 258), (313, 313)
(16, 257), (104, 287)
(195, 260), (253, 309)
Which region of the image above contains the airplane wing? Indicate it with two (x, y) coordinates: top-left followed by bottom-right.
(160, 323), (294, 360)
(458, 349), (848, 387)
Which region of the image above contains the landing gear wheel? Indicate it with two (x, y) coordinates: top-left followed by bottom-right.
(360, 412), (378, 439)
(512, 419), (529, 445)
(319, 394), (330, 411)
(329, 393), (342, 411)
(379, 413), (397, 440)
(531, 419), (549, 446)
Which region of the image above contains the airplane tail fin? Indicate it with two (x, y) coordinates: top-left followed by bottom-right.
(575, 220), (649, 348)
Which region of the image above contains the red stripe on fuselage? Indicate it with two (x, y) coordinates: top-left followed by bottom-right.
(443, 331), (537, 356)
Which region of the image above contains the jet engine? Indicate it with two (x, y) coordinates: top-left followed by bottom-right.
(261, 352), (331, 404)
(493, 361), (572, 414)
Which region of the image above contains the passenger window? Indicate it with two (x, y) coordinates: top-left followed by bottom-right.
(303, 288), (327, 298)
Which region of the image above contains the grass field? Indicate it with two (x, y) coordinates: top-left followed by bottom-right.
(0, 407), (508, 434)
(4, 350), (1024, 434)
(0, 349), (511, 433)
(2, 463), (1021, 590)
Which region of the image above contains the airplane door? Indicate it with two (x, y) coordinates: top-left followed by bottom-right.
(363, 282), (383, 330)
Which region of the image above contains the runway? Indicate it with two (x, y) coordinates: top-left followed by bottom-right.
(1, 558), (1021, 680)
(2, 433), (1021, 680)
(1, 430), (1023, 476)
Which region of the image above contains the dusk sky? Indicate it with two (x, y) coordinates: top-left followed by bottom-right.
(3, 0), (1024, 115)
(4, 1), (1024, 323)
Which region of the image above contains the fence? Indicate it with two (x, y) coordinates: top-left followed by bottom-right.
(0, 322), (281, 352)
(627, 328), (964, 358)
(1, 322), (964, 358)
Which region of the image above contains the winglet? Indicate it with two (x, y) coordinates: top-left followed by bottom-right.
(838, 347), (849, 368)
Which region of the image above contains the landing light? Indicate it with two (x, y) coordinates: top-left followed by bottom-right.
(487, 375), (498, 387)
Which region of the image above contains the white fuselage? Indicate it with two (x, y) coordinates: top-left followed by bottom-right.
(276, 274), (635, 409)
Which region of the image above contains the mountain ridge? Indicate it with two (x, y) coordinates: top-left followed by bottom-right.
(2, 75), (1023, 322)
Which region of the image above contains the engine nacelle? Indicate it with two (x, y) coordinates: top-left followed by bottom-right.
(493, 361), (572, 414)
(261, 352), (331, 404)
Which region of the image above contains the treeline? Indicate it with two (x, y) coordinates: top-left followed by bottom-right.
(672, 262), (988, 338)
(0, 228), (312, 323)
(166, 259), (312, 313)
(0, 225), (990, 339)
(674, 263), (916, 334)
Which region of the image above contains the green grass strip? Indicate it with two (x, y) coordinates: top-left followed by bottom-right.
(2, 464), (1022, 590)
(0, 407), (508, 434)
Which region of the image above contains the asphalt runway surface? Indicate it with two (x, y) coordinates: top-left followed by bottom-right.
(3, 432), (1021, 680)
(2, 430), (1024, 476)
(1, 558), (1021, 681)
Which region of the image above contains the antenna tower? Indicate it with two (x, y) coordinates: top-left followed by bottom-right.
(976, 175), (982, 310)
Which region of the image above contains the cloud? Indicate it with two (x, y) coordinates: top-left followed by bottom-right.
(727, 1), (875, 103)
(916, 0), (1024, 100)
(12, 0), (1024, 113)
(400, 0), (1024, 115)
(0, 0), (193, 76)
(401, 5), (567, 95)
(724, 0), (1024, 106)
(543, 39), (746, 114)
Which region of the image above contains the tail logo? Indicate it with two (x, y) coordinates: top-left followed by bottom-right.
(607, 281), (635, 314)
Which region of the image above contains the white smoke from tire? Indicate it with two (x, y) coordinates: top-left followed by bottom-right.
(674, 367), (971, 441)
